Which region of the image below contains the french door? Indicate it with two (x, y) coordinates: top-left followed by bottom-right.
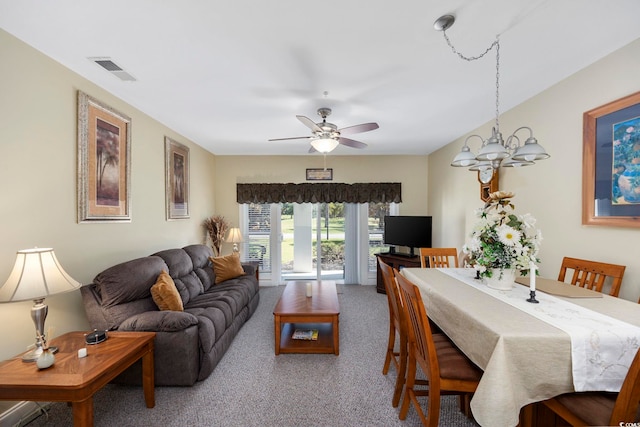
(240, 202), (396, 285)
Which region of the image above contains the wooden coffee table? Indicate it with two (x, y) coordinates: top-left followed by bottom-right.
(0, 331), (156, 426)
(273, 280), (340, 355)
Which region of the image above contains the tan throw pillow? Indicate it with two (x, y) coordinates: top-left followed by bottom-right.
(211, 253), (245, 284)
(150, 270), (184, 311)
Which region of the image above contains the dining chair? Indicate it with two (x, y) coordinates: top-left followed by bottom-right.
(418, 247), (459, 268)
(378, 258), (407, 407)
(557, 256), (626, 297)
(395, 270), (482, 427)
(542, 347), (640, 426)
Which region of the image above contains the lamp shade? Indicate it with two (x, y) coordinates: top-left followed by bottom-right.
(0, 248), (81, 303)
(227, 228), (243, 244)
(310, 137), (339, 153)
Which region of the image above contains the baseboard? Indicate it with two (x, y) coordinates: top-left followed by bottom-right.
(0, 401), (49, 427)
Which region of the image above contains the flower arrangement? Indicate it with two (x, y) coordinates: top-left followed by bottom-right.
(463, 191), (542, 279)
(203, 215), (229, 256)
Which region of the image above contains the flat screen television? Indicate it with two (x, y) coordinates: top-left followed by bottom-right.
(383, 215), (432, 256)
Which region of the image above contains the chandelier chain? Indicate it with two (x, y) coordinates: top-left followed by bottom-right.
(441, 30), (501, 132)
(442, 30), (499, 62)
(495, 36), (500, 132)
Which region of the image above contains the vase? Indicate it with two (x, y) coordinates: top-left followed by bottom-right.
(485, 268), (516, 290)
(618, 168), (640, 203)
(36, 348), (55, 369)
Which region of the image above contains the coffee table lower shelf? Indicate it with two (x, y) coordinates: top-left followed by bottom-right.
(278, 323), (336, 354)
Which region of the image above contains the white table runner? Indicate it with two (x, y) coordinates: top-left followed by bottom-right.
(440, 268), (640, 391)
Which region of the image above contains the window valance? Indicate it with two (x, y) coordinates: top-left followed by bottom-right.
(236, 182), (401, 204)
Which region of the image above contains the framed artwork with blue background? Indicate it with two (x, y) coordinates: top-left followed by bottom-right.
(583, 91), (640, 227)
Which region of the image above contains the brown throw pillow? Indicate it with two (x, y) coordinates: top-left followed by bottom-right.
(150, 270), (184, 311)
(211, 253), (245, 284)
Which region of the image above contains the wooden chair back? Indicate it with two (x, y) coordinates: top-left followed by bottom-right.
(378, 259), (408, 407)
(544, 347), (640, 426)
(612, 347), (640, 425)
(395, 270), (440, 383)
(379, 258), (403, 340)
(557, 256), (626, 297)
(418, 247), (459, 268)
(394, 270), (481, 427)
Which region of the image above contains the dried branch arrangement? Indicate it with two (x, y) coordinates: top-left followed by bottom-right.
(203, 215), (229, 256)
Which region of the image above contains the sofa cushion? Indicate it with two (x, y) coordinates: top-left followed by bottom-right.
(151, 271), (184, 311)
(154, 248), (203, 305)
(183, 244), (216, 292)
(211, 253), (245, 284)
(94, 256), (167, 308)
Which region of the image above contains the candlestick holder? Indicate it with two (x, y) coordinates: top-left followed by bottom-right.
(526, 290), (539, 303)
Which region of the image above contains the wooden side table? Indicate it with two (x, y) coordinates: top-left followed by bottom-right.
(0, 331), (156, 427)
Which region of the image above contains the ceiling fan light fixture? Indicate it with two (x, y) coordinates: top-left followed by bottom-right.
(310, 137), (339, 153)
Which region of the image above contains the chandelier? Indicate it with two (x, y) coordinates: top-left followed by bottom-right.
(434, 14), (550, 171)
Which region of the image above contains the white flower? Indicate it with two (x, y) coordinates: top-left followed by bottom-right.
(497, 225), (521, 246)
(464, 191), (542, 279)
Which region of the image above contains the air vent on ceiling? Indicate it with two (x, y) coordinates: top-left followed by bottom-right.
(89, 57), (136, 81)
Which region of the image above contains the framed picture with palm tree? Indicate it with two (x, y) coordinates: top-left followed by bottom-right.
(165, 137), (190, 220)
(77, 91), (131, 223)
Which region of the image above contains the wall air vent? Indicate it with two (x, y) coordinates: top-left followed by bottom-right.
(88, 57), (136, 81)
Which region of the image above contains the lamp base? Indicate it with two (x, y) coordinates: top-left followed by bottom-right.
(22, 346), (59, 362)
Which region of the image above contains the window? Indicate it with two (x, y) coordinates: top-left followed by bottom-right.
(245, 203), (271, 273)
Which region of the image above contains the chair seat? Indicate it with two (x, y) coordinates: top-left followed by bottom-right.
(553, 392), (640, 425)
(554, 392), (616, 426)
(434, 338), (483, 382)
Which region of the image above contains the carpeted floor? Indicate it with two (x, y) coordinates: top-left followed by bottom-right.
(25, 284), (480, 427)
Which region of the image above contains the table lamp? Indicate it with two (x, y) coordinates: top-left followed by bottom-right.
(226, 228), (243, 254)
(0, 248), (82, 362)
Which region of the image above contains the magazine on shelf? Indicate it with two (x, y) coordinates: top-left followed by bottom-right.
(292, 329), (319, 340)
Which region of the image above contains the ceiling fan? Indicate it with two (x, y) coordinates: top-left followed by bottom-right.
(269, 108), (379, 153)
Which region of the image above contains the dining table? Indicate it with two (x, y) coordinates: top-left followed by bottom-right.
(401, 267), (640, 427)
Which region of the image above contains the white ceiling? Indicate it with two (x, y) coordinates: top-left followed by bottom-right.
(2, 0), (640, 156)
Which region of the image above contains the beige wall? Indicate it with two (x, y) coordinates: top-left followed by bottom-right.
(0, 29), (217, 360)
(428, 38), (640, 302)
(213, 154), (429, 233)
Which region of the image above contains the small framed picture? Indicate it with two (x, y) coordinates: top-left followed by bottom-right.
(165, 137), (190, 220)
(306, 168), (333, 181)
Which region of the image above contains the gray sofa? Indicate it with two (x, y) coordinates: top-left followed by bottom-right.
(80, 244), (259, 386)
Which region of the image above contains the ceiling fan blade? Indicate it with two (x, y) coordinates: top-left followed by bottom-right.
(338, 122), (379, 136)
(297, 115), (323, 132)
(268, 136), (310, 141)
(338, 137), (368, 149)
(308, 146), (317, 153)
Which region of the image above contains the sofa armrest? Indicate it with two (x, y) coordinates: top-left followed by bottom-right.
(119, 310), (198, 332)
(242, 262), (258, 280)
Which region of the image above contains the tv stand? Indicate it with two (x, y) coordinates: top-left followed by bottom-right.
(375, 253), (421, 294)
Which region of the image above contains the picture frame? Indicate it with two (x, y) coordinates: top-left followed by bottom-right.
(306, 168), (333, 181)
(77, 91), (131, 223)
(165, 137), (190, 220)
(583, 91), (640, 227)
